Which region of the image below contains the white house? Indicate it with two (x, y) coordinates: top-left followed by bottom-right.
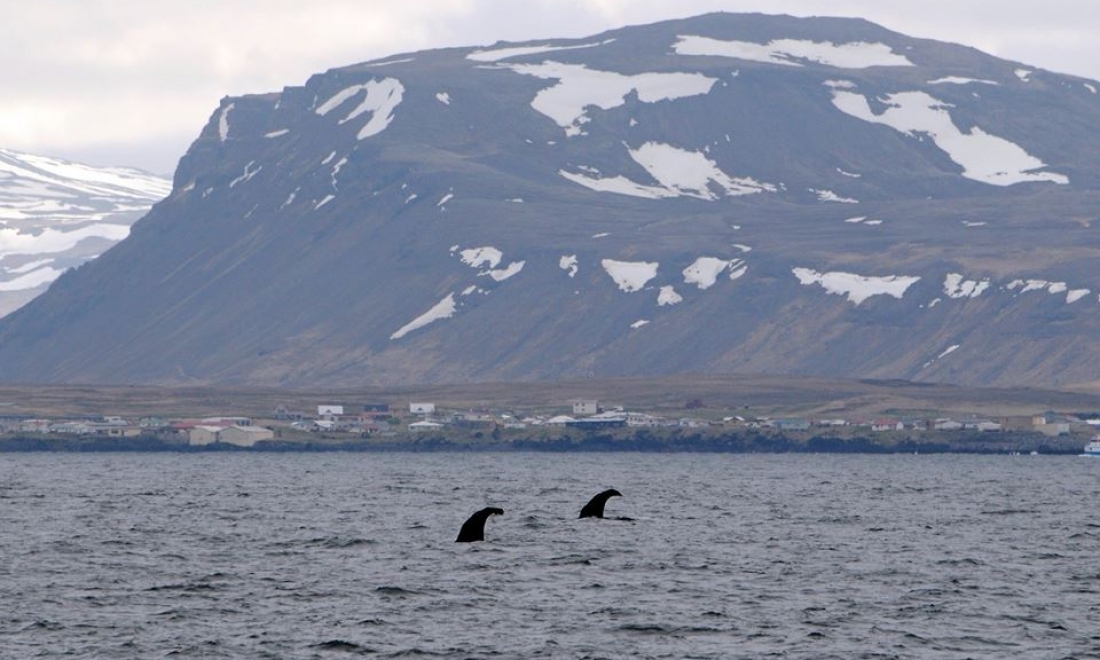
(872, 419), (903, 432)
(572, 399), (598, 415)
(409, 420), (444, 431)
(410, 402), (436, 415)
(318, 405), (344, 418)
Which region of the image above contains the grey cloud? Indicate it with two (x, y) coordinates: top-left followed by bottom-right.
(2, 0), (1097, 173)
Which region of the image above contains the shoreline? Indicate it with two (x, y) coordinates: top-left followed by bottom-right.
(0, 430), (1083, 455)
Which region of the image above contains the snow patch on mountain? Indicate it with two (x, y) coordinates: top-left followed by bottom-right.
(630, 143), (776, 199)
(0, 150), (171, 201)
(1007, 279), (1064, 294)
(467, 40), (612, 62)
(830, 87), (1068, 186)
(0, 266), (65, 292)
(503, 61), (716, 136)
(559, 170), (673, 199)
(229, 161), (262, 188)
(1, 224), (131, 261)
(793, 267), (920, 305)
(460, 246), (503, 269)
(218, 103), (234, 142)
(602, 259), (658, 292)
(928, 76), (999, 86)
(487, 261), (525, 282)
(938, 344), (961, 359)
(812, 188), (858, 203)
(390, 293), (457, 340)
(657, 285), (683, 306)
(562, 142), (775, 200)
(683, 257), (732, 289)
(559, 254), (578, 277)
(673, 35), (913, 68)
(315, 78), (405, 139)
(1007, 278), (1089, 303)
(944, 273), (990, 299)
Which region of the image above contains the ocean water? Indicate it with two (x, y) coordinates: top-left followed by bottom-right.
(1, 452), (1098, 659)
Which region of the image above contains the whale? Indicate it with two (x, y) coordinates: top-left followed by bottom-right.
(579, 488), (622, 519)
(455, 507), (504, 542)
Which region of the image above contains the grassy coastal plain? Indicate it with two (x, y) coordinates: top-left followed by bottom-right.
(3, 375), (1100, 420)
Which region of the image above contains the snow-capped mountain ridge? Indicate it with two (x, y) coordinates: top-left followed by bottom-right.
(0, 149), (170, 317)
(2, 12), (1100, 388)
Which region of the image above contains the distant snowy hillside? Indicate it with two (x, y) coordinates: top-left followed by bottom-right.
(0, 149), (170, 316)
(3, 12), (1100, 389)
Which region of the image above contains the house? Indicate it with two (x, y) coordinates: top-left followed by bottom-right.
(318, 405), (344, 419)
(188, 424), (274, 447)
(678, 417), (708, 428)
(274, 406), (305, 421)
(933, 419), (964, 431)
(50, 421), (97, 435)
(202, 416), (252, 427)
(975, 421), (1002, 432)
(567, 413), (626, 430)
(409, 420), (444, 431)
(410, 402), (436, 415)
(777, 418), (811, 431)
(187, 425), (225, 446)
(872, 419), (903, 432)
(19, 419), (51, 433)
(625, 412), (662, 427)
(1036, 422), (1070, 437)
(219, 425), (274, 446)
(572, 399), (598, 415)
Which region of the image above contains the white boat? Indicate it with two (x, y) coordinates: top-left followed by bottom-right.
(1083, 439), (1100, 456)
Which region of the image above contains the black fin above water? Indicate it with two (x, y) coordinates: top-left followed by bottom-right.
(456, 506), (504, 542)
(579, 488), (622, 519)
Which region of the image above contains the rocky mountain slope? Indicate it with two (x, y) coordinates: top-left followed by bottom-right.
(2, 12), (1100, 389)
(0, 149), (170, 317)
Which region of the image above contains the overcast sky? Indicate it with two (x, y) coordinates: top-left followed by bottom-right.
(3, 0), (1098, 175)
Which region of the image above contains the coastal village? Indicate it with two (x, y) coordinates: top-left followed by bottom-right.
(1, 396), (1096, 452)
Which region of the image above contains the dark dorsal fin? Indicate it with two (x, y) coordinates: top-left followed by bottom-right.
(579, 488), (622, 519)
(455, 506), (504, 542)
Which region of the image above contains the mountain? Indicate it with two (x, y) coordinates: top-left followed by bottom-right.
(2, 12), (1100, 389)
(0, 149), (170, 317)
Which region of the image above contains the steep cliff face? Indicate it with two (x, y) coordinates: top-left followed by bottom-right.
(2, 12), (1100, 388)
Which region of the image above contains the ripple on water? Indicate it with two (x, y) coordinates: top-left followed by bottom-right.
(1, 453), (1098, 659)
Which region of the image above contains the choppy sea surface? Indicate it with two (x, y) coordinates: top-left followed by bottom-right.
(1, 452), (1098, 659)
